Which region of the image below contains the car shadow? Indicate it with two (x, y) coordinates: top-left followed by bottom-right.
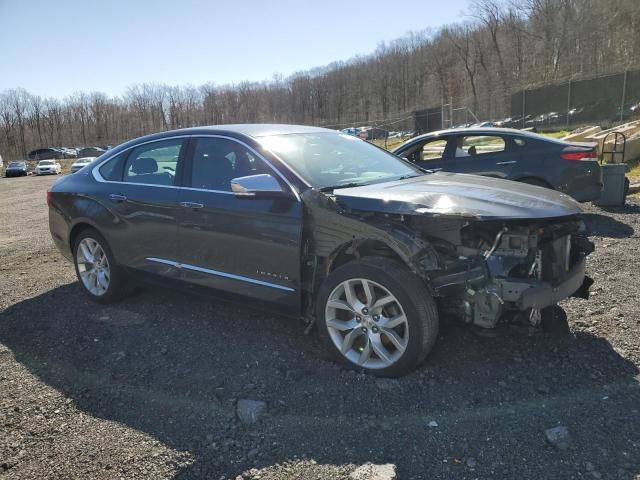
(1, 283), (639, 479)
(582, 212), (635, 238)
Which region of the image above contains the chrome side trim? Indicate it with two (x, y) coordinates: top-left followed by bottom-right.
(146, 257), (295, 292)
(91, 133), (302, 201)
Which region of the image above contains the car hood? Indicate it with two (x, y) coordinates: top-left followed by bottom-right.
(332, 172), (582, 220)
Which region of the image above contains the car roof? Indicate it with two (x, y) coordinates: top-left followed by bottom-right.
(129, 124), (335, 144)
(415, 127), (546, 138)
(105, 124), (339, 156)
(178, 123), (334, 137)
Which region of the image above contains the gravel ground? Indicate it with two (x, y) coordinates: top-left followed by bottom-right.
(1, 174), (640, 480)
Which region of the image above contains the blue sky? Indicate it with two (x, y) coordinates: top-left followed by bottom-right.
(0, 0), (469, 98)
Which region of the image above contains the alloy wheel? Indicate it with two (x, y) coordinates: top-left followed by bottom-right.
(325, 278), (409, 369)
(76, 237), (110, 296)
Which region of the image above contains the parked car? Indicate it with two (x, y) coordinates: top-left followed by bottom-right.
(48, 125), (594, 377)
(60, 147), (79, 158)
(393, 127), (602, 202)
(35, 159), (62, 175)
(340, 127), (360, 136)
(4, 161), (29, 177)
(70, 157), (97, 174)
(358, 127), (388, 140)
(28, 147), (67, 160)
(78, 147), (107, 158)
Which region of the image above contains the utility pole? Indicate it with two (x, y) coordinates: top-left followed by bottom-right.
(521, 89), (526, 129)
(566, 78), (572, 129)
(620, 69), (628, 124)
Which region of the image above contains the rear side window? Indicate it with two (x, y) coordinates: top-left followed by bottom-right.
(455, 135), (506, 158)
(124, 139), (184, 186)
(99, 152), (126, 181)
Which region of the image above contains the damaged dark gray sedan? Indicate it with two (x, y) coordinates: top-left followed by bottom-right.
(48, 125), (594, 377)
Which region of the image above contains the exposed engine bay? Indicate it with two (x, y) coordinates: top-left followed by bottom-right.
(411, 216), (594, 329)
(301, 178), (595, 332)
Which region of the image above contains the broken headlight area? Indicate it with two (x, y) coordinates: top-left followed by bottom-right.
(414, 217), (594, 329)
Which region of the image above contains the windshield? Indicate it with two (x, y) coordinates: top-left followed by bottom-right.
(39, 160), (54, 165)
(257, 132), (422, 189)
(8, 162), (24, 167)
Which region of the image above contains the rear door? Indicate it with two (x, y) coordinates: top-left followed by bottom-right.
(94, 137), (187, 272)
(174, 136), (302, 310)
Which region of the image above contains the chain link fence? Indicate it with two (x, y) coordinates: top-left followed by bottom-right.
(511, 69), (640, 129)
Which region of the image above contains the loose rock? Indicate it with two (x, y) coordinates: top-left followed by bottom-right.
(545, 426), (571, 450)
(237, 399), (267, 424)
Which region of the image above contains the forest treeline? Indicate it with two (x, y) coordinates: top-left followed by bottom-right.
(1, 0), (639, 159)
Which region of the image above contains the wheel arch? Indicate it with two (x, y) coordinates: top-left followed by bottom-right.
(326, 238), (407, 274)
(69, 219), (103, 254)
(514, 175), (554, 189)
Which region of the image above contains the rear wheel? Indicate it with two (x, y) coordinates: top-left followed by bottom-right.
(316, 257), (439, 377)
(73, 228), (130, 303)
(518, 177), (552, 189)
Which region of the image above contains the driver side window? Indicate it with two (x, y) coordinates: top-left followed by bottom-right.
(124, 139), (183, 186)
(404, 138), (447, 163)
(190, 137), (271, 191)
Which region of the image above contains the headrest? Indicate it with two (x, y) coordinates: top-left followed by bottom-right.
(131, 157), (157, 174)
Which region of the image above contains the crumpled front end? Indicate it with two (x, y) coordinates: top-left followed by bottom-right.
(415, 216), (594, 329)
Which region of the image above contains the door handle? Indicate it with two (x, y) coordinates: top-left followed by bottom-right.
(495, 161), (517, 165)
(180, 201), (204, 209)
(108, 193), (127, 202)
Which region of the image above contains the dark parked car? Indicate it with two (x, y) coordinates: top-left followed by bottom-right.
(28, 147), (67, 160)
(78, 147), (107, 158)
(4, 161), (29, 177)
(358, 127), (388, 140)
(393, 128), (602, 202)
(48, 125), (594, 376)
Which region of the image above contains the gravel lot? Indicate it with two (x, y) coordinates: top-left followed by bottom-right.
(1, 174), (640, 480)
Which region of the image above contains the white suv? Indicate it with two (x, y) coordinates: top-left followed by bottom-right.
(35, 160), (62, 175)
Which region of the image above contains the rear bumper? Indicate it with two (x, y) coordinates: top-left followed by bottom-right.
(560, 182), (603, 203)
(49, 207), (73, 262)
(559, 161), (603, 202)
(519, 257), (588, 308)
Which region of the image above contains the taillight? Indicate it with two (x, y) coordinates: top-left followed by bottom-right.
(561, 150), (597, 161)
(46, 189), (52, 207)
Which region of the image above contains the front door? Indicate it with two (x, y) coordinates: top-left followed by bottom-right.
(444, 134), (519, 179)
(174, 136), (302, 310)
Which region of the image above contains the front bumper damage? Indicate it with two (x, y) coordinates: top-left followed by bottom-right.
(425, 217), (594, 329)
(519, 258), (590, 309)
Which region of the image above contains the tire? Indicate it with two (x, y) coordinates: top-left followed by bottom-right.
(518, 177), (552, 189)
(316, 256), (439, 377)
(73, 228), (131, 304)
(541, 305), (569, 335)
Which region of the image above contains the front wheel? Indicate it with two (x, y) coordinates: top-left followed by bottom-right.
(316, 257), (439, 377)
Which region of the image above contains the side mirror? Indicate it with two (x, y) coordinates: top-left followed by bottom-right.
(230, 173), (289, 198)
